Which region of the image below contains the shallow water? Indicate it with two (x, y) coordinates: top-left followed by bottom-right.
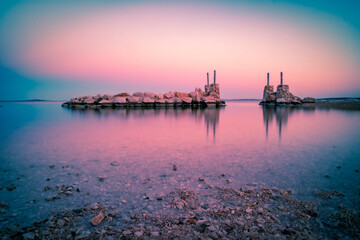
(0, 101), (359, 228)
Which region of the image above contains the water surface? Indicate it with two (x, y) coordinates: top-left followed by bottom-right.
(0, 101), (359, 227)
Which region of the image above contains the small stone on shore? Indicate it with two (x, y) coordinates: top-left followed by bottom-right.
(56, 218), (65, 228)
(91, 212), (105, 226)
(98, 177), (106, 182)
(134, 231), (143, 237)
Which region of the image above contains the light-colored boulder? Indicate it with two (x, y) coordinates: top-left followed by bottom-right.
(302, 97), (316, 103)
(175, 92), (188, 98)
(291, 96), (302, 104)
(93, 94), (102, 102)
(102, 94), (113, 100)
(83, 97), (95, 104)
(99, 99), (114, 107)
(188, 91), (197, 98)
(172, 98), (183, 104)
(165, 98), (175, 104)
(133, 92), (145, 97)
(181, 97), (192, 104)
(143, 97), (155, 104)
(144, 92), (156, 99)
(127, 96), (142, 103)
(164, 91), (175, 99)
(189, 91), (201, 102)
(99, 99), (112, 104)
(155, 94), (164, 99)
(71, 97), (81, 104)
(193, 95), (201, 102)
(201, 96), (215, 101)
(113, 97), (127, 104)
(77, 96), (85, 101)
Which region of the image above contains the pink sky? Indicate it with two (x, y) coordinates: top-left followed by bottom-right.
(0, 1), (359, 99)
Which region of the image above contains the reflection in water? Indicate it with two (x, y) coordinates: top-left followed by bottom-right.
(262, 105), (315, 139)
(1, 102), (360, 229)
(63, 107), (222, 142)
(204, 108), (220, 142)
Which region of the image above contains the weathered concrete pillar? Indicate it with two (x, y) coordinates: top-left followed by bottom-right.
(280, 72), (283, 85)
(207, 72), (209, 85)
(214, 70), (216, 84)
(262, 85), (274, 102)
(267, 72), (269, 86)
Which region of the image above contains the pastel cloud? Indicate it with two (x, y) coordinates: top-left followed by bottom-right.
(0, 1), (359, 99)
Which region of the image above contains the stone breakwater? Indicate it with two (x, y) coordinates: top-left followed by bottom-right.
(62, 88), (225, 109)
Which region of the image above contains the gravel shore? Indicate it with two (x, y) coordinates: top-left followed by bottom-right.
(1, 183), (359, 240)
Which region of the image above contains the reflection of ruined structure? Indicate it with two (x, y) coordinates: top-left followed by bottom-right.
(262, 106), (290, 139)
(262, 105), (315, 140)
(260, 72), (315, 105)
(204, 108), (220, 142)
(65, 107), (222, 142)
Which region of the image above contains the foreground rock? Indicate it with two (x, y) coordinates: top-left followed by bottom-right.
(1, 185), (358, 239)
(91, 212), (105, 226)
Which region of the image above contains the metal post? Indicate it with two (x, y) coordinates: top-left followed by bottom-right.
(207, 72), (209, 85)
(267, 72), (269, 86)
(280, 72), (283, 85)
(214, 70), (216, 84)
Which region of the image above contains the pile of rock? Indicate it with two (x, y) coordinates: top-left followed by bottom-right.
(62, 88), (225, 109)
(260, 84), (315, 106)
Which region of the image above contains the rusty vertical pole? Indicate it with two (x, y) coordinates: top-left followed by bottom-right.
(214, 70), (216, 84)
(267, 72), (269, 86)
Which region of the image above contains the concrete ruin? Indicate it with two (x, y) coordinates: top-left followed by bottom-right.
(260, 72), (315, 105)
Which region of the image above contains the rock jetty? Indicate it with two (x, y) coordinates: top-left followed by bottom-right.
(260, 72), (316, 105)
(62, 71), (225, 109)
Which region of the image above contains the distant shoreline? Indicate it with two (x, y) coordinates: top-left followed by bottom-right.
(0, 99), (63, 103)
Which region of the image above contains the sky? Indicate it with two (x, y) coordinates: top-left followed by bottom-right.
(0, 0), (359, 100)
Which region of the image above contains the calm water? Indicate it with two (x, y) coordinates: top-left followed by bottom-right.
(0, 101), (360, 228)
